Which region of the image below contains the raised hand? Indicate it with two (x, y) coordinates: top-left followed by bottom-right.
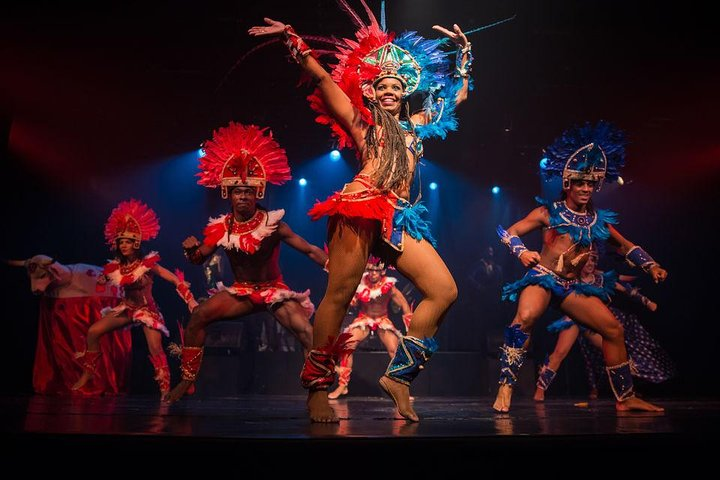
(248, 17), (286, 37)
(432, 23), (469, 47)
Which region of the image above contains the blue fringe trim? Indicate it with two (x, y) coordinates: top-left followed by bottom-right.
(573, 282), (610, 300)
(415, 78), (465, 141)
(572, 272), (617, 303)
(502, 273), (565, 303)
(394, 201), (437, 247)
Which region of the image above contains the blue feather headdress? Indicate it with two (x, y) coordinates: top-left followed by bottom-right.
(540, 121), (627, 191)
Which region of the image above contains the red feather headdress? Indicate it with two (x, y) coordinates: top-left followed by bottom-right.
(104, 199), (160, 249)
(197, 122), (291, 199)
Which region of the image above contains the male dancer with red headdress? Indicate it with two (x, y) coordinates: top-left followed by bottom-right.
(164, 122), (328, 403)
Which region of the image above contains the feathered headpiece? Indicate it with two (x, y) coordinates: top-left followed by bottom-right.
(104, 199), (160, 249)
(540, 121), (627, 191)
(306, 0), (465, 149)
(197, 122), (291, 199)
(366, 254), (387, 271)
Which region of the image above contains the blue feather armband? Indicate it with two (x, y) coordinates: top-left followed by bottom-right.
(625, 246), (658, 272)
(497, 225), (528, 258)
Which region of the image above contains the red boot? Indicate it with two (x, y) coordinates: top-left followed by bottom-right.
(72, 350), (102, 391)
(149, 353), (171, 395)
(180, 346), (204, 395)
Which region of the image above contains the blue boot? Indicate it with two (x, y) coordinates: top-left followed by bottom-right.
(499, 324), (529, 386)
(385, 335), (439, 386)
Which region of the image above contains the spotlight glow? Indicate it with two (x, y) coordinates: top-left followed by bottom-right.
(539, 157), (549, 169)
(330, 150), (341, 161)
(429, 182), (438, 190)
(197, 148), (205, 156)
(491, 186), (500, 194)
(298, 178), (307, 186)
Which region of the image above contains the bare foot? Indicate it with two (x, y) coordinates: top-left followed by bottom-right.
(379, 376), (418, 422)
(328, 385), (348, 400)
(71, 371), (93, 391)
(163, 380), (194, 404)
(493, 384), (513, 413)
(616, 396), (664, 412)
(307, 390), (338, 423)
(533, 387), (545, 402)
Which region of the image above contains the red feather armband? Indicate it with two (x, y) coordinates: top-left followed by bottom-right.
(176, 282), (196, 308)
(283, 25), (312, 63)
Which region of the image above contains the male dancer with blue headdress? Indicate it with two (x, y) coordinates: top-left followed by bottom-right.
(493, 121), (667, 413)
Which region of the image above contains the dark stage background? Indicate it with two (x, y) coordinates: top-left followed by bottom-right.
(1, 0), (717, 396)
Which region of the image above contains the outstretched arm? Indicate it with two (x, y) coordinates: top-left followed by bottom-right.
(151, 263), (199, 312)
(151, 263), (181, 285)
(249, 18), (363, 140)
(607, 225), (667, 283)
(497, 206), (548, 268)
(411, 24), (471, 126)
(432, 23), (471, 106)
(277, 222), (329, 269)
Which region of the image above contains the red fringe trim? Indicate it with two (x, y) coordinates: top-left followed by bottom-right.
(308, 192), (393, 222)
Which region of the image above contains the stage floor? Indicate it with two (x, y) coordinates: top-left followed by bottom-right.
(3, 395), (717, 464)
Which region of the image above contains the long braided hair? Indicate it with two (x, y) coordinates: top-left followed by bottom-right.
(364, 101), (415, 192)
